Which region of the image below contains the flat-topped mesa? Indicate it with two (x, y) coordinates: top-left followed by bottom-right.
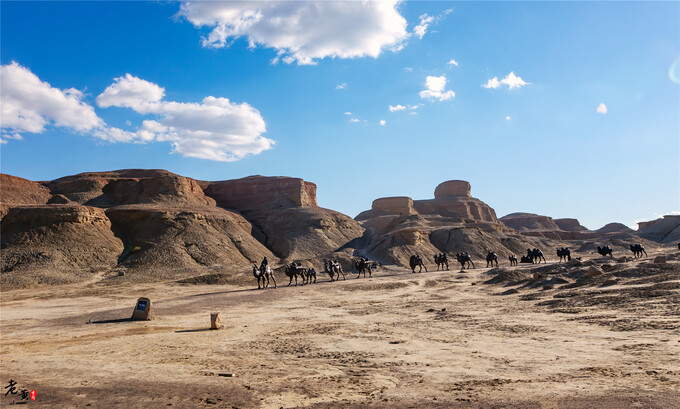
(201, 176), (317, 213)
(371, 197), (416, 217)
(500, 212), (560, 231)
(45, 169), (214, 208)
(413, 180), (498, 223)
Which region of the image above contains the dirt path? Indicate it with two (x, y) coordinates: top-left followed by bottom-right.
(1, 255), (679, 408)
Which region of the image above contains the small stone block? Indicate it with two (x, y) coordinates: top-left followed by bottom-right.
(211, 312), (222, 330)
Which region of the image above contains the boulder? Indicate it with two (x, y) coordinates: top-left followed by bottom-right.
(587, 266), (603, 277)
(210, 312), (222, 330)
(653, 255), (667, 264)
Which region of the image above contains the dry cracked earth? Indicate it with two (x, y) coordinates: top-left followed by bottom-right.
(1, 251), (679, 408)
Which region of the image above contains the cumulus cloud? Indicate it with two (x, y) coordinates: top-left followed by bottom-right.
(0, 61), (103, 142)
(389, 104), (406, 112)
(343, 111), (352, 115)
(96, 74), (272, 161)
(419, 75), (455, 101)
(482, 71), (528, 89)
(447, 59), (459, 66)
(96, 74), (165, 110)
(349, 118), (360, 123)
(506, 116), (512, 120)
(177, 1), (409, 65)
(336, 83), (347, 90)
(596, 102), (608, 114)
(379, 120), (386, 126)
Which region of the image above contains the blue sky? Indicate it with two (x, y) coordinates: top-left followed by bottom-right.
(1, 1), (678, 229)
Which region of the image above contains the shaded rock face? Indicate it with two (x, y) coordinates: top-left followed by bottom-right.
(106, 206), (274, 276)
(202, 176), (363, 261)
(637, 215), (680, 243)
(1, 205), (124, 287)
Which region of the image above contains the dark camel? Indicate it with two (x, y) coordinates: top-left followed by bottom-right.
(285, 262), (307, 286)
(630, 244), (647, 258)
(527, 248), (546, 264)
(508, 255), (518, 266)
(486, 251), (498, 268)
(434, 253), (449, 271)
(556, 247), (571, 262)
(597, 246), (613, 257)
(410, 254), (428, 273)
(324, 259), (346, 282)
(456, 252), (475, 269)
(353, 257), (373, 278)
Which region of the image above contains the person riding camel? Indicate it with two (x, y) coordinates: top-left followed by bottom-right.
(260, 256), (268, 272)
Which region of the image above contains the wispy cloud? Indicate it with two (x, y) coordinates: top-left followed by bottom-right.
(343, 111), (352, 115)
(447, 59), (459, 66)
(349, 118), (360, 123)
(596, 102), (607, 114)
(379, 120), (386, 126)
(336, 83), (347, 90)
(412, 8), (452, 39)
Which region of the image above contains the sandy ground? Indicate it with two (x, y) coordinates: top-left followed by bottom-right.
(1, 252), (679, 408)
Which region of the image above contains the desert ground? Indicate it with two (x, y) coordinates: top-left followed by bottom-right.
(1, 249), (679, 408)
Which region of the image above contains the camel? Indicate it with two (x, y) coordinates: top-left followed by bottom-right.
(304, 268), (317, 285)
(410, 254), (428, 273)
(486, 251), (498, 268)
(260, 264), (276, 288)
(456, 252), (475, 269)
(556, 247), (571, 262)
(630, 244), (647, 258)
(527, 248), (546, 264)
(520, 255), (532, 263)
(252, 263), (266, 289)
(597, 246), (613, 257)
(353, 257), (373, 278)
(285, 262), (307, 286)
(324, 259), (346, 282)
(508, 255), (518, 266)
(434, 253), (449, 271)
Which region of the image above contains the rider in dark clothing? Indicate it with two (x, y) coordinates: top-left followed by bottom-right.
(260, 256), (268, 271)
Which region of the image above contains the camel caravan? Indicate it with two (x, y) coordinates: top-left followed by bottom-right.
(249, 242), (660, 289)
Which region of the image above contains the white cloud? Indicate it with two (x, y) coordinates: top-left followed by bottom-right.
(96, 74), (165, 110)
(419, 75), (455, 101)
(413, 14), (434, 39)
(482, 71), (528, 89)
(596, 102), (607, 114)
(349, 118), (360, 123)
(506, 116), (512, 120)
(482, 77), (501, 89)
(96, 74), (272, 161)
(0, 61), (103, 142)
(409, 111), (418, 116)
(379, 120), (386, 126)
(409, 103), (423, 110)
(343, 111), (352, 115)
(336, 83), (347, 90)
(447, 59), (459, 66)
(389, 104), (406, 112)
(412, 9), (452, 39)
(177, 1), (409, 65)
(404, 67), (413, 72)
